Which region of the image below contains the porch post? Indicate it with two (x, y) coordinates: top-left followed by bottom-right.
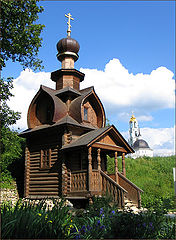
(97, 148), (101, 171)
(122, 153), (126, 177)
(97, 148), (102, 193)
(115, 151), (119, 184)
(88, 147), (92, 191)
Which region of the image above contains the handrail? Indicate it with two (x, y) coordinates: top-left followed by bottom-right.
(118, 172), (143, 192)
(100, 170), (127, 193)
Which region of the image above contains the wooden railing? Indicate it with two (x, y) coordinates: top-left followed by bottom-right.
(118, 172), (143, 208)
(92, 170), (100, 191)
(71, 170), (87, 191)
(108, 172), (143, 208)
(100, 170), (127, 207)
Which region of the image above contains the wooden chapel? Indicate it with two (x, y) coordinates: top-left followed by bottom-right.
(20, 14), (143, 208)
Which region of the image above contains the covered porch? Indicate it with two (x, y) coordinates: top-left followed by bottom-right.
(61, 126), (143, 208)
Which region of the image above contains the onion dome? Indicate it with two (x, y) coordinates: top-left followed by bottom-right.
(129, 114), (137, 122)
(133, 139), (150, 149)
(56, 36), (80, 62)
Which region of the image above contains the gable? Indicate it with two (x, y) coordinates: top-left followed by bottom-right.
(88, 125), (134, 154)
(61, 125), (134, 154)
(98, 133), (117, 146)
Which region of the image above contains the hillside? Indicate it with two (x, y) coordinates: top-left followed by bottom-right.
(107, 155), (175, 206)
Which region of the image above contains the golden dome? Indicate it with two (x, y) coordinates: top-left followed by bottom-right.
(129, 114), (136, 122)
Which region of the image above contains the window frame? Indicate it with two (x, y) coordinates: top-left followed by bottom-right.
(40, 149), (51, 169)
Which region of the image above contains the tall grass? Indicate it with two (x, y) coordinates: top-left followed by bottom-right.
(1, 197), (175, 239)
(107, 156), (175, 207)
(1, 199), (72, 239)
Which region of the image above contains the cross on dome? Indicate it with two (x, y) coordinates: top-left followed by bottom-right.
(65, 13), (74, 37)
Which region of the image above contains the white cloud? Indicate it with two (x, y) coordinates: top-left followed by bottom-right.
(8, 68), (54, 130)
(121, 126), (175, 156)
(117, 112), (153, 122)
(80, 58), (175, 114)
(7, 61), (175, 156)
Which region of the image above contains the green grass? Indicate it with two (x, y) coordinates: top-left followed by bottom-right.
(107, 155), (175, 207)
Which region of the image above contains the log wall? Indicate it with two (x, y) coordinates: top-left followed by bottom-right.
(27, 147), (59, 197)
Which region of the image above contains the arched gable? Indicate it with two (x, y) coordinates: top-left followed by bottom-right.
(27, 85), (67, 128)
(69, 87), (106, 128)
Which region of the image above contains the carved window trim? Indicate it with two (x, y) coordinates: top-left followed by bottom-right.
(40, 149), (51, 169)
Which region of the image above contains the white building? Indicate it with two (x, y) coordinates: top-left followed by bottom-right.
(128, 114), (153, 158)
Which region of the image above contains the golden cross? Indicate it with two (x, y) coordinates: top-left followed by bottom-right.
(65, 13), (74, 37)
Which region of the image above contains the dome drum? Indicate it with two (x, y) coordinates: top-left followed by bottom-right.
(57, 51), (79, 62)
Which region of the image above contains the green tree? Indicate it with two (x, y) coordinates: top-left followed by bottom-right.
(0, 78), (22, 168)
(0, 78), (21, 128)
(0, 0), (45, 189)
(0, 0), (45, 70)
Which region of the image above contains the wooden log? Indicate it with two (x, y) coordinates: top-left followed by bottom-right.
(97, 148), (102, 193)
(30, 167), (39, 170)
(30, 177), (58, 181)
(29, 192), (58, 195)
(122, 153), (126, 177)
(88, 147), (92, 191)
(114, 151), (119, 184)
(30, 185), (59, 188)
(30, 181), (59, 186)
(30, 163), (40, 167)
(30, 160), (40, 164)
(30, 173), (58, 177)
(29, 188), (58, 192)
(30, 153), (40, 157)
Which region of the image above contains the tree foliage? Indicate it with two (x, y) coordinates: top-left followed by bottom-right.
(0, 0), (45, 70)
(0, 78), (24, 174)
(0, 78), (21, 128)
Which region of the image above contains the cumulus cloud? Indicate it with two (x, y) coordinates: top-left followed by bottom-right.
(7, 60), (175, 156)
(80, 58), (175, 115)
(121, 126), (175, 156)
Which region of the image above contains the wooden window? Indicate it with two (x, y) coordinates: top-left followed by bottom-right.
(84, 107), (88, 121)
(40, 149), (51, 169)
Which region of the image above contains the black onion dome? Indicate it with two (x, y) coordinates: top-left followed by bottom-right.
(133, 139), (150, 149)
(56, 37), (80, 62)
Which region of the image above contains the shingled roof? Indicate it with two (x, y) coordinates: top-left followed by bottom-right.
(61, 126), (110, 150)
(19, 114), (95, 137)
(61, 125), (134, 153)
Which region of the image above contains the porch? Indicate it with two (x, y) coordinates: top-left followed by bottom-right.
(62, 147), (143, 208)
(61, 126), (143, 208)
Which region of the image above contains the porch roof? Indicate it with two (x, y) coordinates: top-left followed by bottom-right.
(61, 125), (134, 154)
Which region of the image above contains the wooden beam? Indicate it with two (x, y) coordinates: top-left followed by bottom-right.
(122, 153), (126, 177)
(97, 148), (102, 192)
(88, 147), (92, 191)
(114, 151), (119, 184)
(91, 142), (127, 153)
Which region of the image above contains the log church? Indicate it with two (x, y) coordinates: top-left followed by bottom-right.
(20, 13), (143, 208)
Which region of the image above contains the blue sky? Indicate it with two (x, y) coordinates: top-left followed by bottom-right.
(3, 1), (175, 155)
